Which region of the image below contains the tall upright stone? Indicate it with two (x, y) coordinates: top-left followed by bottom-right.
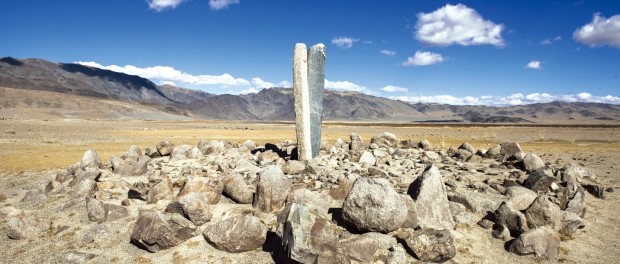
(294, 43), (326, 161)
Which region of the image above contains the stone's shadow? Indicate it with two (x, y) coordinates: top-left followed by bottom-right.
(504, 239), (516, 252)
(262, 231), (291, 264)
(407, 175), (423, 200)
(327, 207), (364, 235)
(251, 143), (298, 160)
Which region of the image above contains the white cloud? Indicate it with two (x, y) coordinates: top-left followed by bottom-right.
(251, 78), (291, 88)
(324, 79), (367, 92)
(391, 92), (620, 106)
(415, 4), (504, 46)
(148, 0), (186, 12)
(381, 85), (408, 93)
(574, 13), (620, 48)
(403, 51), (444, 66)
(159, 80), (177, 86)
(209, 0), (239, 11)
(379, 49), (396, 56)
(541, 35), (562, 45)
(331, 37), (359, 49)
(526, 60), (541, 69)
(239, 88), (259, 94)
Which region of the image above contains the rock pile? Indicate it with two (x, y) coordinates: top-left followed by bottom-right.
(2, 132), (608, 263)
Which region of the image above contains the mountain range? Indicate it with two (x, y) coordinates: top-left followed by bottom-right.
(1, 57), (619, 123)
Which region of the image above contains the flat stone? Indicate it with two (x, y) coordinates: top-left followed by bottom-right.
(204, 213), (266, 253)
(130, 210), (196, 253)
(509, 226), (560, 260)
(448, 190), (505, 214)
(524, 195), (562, 230)
(404, 229), (456, 262)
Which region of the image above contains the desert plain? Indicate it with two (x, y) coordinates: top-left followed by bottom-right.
(0, 118), (619, 263)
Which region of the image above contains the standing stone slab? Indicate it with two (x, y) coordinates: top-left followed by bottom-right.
(408, 165), (455, 230)
(294, 43), (326, 160)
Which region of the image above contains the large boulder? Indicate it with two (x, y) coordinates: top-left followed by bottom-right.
(524, 195), (562, 230)
(349, 133), (365, 152)
(484, 144), (501, 159)
(500, 142), (522, 157)
(561, 163), (596, 182)
(112, 155), (150, 176)
(523, 169), (555, 193)
(495, 202), (529, 236)
(358, 151), (376, 167)
(178, 176), (223, 205)
(203, 213), (266, 253)
(505, 186), (537, 211)
(222, 173), (254, 204)
(130, 210), (196, 252)
(520, 153), (546, 173)
(80, 149), (102, 169)
(409, 165), (454, 230)
(285, 188), (331, 216)
(253, 165), (291, 213)
(146, 176), (173, 204)
(370, 132), (399, 149)
(283, 203), (343, 263)
(448, 190), (505, 214)
(509, 226), (560, 260)
(167, 192), (212, 226)
(342, 177), (408, 233)
(458, 142), (475, 154)
(404, 229), (456, 262)
(282, 160), (306, 175)
(156, 140), (175, 156)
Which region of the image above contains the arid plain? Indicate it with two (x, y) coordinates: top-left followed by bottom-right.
(1, 118), (619, 263)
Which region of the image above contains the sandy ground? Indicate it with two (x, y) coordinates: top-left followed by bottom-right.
(0, 118), (619, 263)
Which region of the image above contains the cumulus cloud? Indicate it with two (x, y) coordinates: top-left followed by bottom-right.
(331, 37), (359, 49)
(415, 4), (504, 46)
(379, 49), (396, 56)
(573, 13), (620, 48)
(526, 60), (541, 69)
(251, 78), (290, 88)
(403, 51), (444, 66)
(239, 88), (259, 94)
(209, 0), (239, 11)
(381, 85), (408, 93)
(324, 79), (368, 92)
(391, 92), (620, 106)
(148, 0), (186, 11)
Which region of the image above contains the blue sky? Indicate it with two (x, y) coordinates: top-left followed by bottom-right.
(1, 0), (620, 105)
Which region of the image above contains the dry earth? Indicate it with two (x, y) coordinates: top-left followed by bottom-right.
(1, 118), (619, 263)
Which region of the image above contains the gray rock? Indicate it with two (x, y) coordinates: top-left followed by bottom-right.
(283, 203), (342, 263)
(448, 190), (505, 214)
(387, 244), (408, 264)
(20, 189), (47, 204)
(6, 212), (49, 240)
(285, 188), (330, 216)
(86, 197), (107, 223)
(505, 186), (537, 211)
(80, 149), (102, 169)
(130, 210), (196, 252)
(339, 232), (397, 263)
(560, 211), (585, 240)
(370, 132), (399, 149)
(241, 139), (257, 151)
(178, 176), (223, 205)
(204, 213), (266, 253)
(170, 144), (202, 161)
(404, 229), (456, 262)
(455, 149), (473, 160)
(562, 163), (596, 182)
(509, 226), (560, 260)
(500, 142), (522, 157)
(495, 202), (528, 236)
(520, 153), (545, 173)
(524, 195), (562, 230)
(523, 169), (555, 193)
(112, 155), (150, 176)
(349, 133), (365, 152)
(258, 150), (280, 164)
(156, 140), (174, 156)
(144, 147), (161, 158)
(484, 144), (501, 159)
(409, 165), (454, 230)
(147, 176), (173, 204)
(282, 160), (306, 174)
(565, 187), (586, 216)
(418, 140), (432, 150)
(342, 177), (408, 233)
(177, 192), (212, 225)
(253, 165), (291, 213)
(104, 203), (129, 221)
(583, 184), (605, 199)
(492, 224), (512, 241)
(358, 151), (376, 167)
(223, 173), (254, 204)
(458, 142), (475, 153)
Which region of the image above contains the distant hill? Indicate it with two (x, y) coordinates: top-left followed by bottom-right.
(1, 57), (619, 123)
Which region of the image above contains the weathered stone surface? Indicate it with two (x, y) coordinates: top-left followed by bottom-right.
(258, 150), (280, 164)
(349, 133), (365, 152)
(178, 176), (223, 205)
(371, 132), (399, 149)
(455, 149), (473, 160)
(484, 144), (501, 159)
(60, 251), (97, 264)
(448, 190), (505, 214)
(562, 163), (596, 182)
(342, 177), (408, 233)
(339, 232), (397, 263)
(283, 203), (342, 263)
(176, 192), (212, 225)
(112, 155), (150, 176)
(307, 43), (326, 159)
(147, 176), (173, 204)
(358, 151), (376, 167)
(86, 197), (107, 223)
(509, 226), (560, 260)
(495, 201), (529, 236)
(409, 165), (454, 230)
(223, 173), (254, 204)
(6, 211), (49, 240)
(583, 184), (605, 199)
(204, 214), (266, 253)
(144, 147), (161, 158)
(285, 188), (330, 216)
(523, 169), (555, 193)
(500, 142), (522, 157)
(253, 165), (291, 213)
(156, 140), (174, 156)
(294, 43), (311, 161)
(458, 142), (475, 154)
(282, 160), (306, 174)
(560, 211), (585, 239)
(404, 229), (456, 262)
(170, 144), (202, 161)
(505, 186), (537, 211)
(520, 153), (545, 173)
(80, 149), (102, 169)
(21, 189), (47, 204)
(524, 195), (562, 230)
(565, 187), (586, 216)
(492, 224), (512, 241)
(130, 210), (196, 253)
(418, 140), (432, 150)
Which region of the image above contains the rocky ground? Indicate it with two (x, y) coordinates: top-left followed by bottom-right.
(1, 131), (619, 263)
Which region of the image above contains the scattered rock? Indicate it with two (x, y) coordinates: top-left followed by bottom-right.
(500, 142), (522, 157)
(409, 165), (455, 230)
(448, 190), (504, 214)
(404, 229), (456, 262)
(509, 226), (560, 260)
(130, 210), (196, 253)
(86, 197), (107, 223)
(524, 195), (562, 230)
(358, 151), (376, 167)
(370, 132), (399, 149)
(505, 186), (537, 211)
(495, 201), (528, 236)
(523, 169), (555, 193)
(520, 153), (546, 173)
(282, 160), (306, 174)
(59, 251), (97, 264)
(583, 184), (605, 199)
(342, 177), (408, 233)
(80, 149), (102, 169)
(283, 203), (342, 263)
(253, 165), (291, 214)
(339, 232), (397, 263)
(418, 140), (432, 150)
(223, 173), (254, 204)
(204, 213), (266, 253)
(156, 141), (174, 156)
